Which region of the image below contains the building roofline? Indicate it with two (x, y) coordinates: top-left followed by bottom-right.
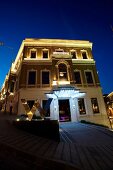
(11, 38), (92, 73)
(23, 38), (92, 48)
(108, 92), (113, 98)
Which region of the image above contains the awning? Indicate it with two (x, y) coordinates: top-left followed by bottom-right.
(45, 85), (86, 99)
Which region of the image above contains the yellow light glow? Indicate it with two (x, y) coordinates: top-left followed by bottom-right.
(52, 80), (57, 86)
(16, 118), (20, 121)
(60, 72), (64, 77)
(27, 111), (33, 121)
(58, 81), (70, 85)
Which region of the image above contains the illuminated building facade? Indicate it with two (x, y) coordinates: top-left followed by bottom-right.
(0, 39), (109, 126)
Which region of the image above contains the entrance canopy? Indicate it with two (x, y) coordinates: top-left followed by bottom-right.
(45, 86), (86, 99)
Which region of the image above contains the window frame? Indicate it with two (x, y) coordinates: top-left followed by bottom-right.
(81, 50), (88, 59)
(42, 49), (49, 59)
(30, 49), (37, 59)
(74, 70), (82, 84)
(41, 70), (50, 85)
(78, 98), (86, 115)
(10, 81), (15, 93)
(27, 70), (37, 85)
(91, 98), (100, 114)
(84, 70), (95, 85)
(70, 50), (77, 59)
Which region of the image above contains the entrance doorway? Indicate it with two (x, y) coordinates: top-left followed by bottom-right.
(59, 99), (71, 122)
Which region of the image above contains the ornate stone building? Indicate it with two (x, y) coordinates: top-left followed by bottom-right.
(0, 39), (109, 126)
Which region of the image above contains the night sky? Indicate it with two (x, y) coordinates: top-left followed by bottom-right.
(0, 0), (113, 94)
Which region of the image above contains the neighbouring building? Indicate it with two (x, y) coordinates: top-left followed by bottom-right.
(0, 39), (109, 126)
(103, 92), (113, 128)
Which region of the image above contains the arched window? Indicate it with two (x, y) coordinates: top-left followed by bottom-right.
(58, 63), (68, 81)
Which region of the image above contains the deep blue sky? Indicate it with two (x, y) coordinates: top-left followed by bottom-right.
(0, 0), (113, 94)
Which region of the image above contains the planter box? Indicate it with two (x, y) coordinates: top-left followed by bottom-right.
(13, 119), (60, 142)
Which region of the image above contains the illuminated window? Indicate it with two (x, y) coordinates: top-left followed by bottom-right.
(82, 51), (87, 59)
(78, 98), (86, 115)
(71, 51), (76, 59)
(31, 51), (36, 58)
(43, 50), (48, 58)
(85, 71), (94, 84)
(58, 63), (68, 81)
(28, 71), (36, 85)
(91, 98), (100, 113)
(74, 71), (81, 84)
(42, 71), (50, 84)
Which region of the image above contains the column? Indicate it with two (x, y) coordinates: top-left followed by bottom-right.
(69, 97), (79, 122)
(50, 98), (59, 120)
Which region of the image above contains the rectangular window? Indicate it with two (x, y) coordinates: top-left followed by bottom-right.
(42, 71), (50, 84)
(10, 81), (15, 92)
(31, 51), (36, 58)
(85, 71), (94, 84)
(91, 98), (100, 113)
(74, 71), (81, 84)
(42, 100), (50, 117)
(28, 71), (36, 85)
(27, 100), (34, 110)
(78, 98), (86, 115)
(43, 50), (48, 58)
(82, 51), (87, 59)
(71, 51), (76, 59)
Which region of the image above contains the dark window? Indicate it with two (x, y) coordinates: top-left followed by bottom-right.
(10, 81), (15, 92)
(31, 51), (36, 58)
(28, 71), (36, 85)
(42, 100), (50, 117)
(27, 100), (34, 109)
(74, 71), (81, 84)
(43, 51), (48, 58)
(78, 98), (86, 115)
(71, 51), (76, 59)
(91, 98), (100, 113)
(85, 71), (93, 84)
(59, 63), (68, 81)
(82, 52), (87, 59)
(42, 71), (50, 84)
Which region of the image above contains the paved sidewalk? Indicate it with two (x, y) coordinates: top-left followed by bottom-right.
(0, 113), (113, 170)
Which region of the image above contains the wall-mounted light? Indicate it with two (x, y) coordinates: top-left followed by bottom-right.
(60, 72), (64, 77)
